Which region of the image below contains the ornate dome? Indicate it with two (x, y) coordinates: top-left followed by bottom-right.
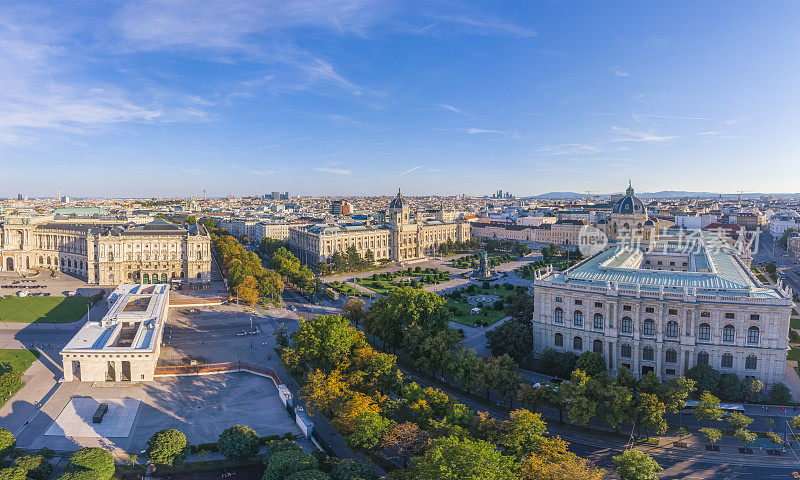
(644, 219), (656, 226)
(611, 182), (645, 215)
(389, 189), (406, 209)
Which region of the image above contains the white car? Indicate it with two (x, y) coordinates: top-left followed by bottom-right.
(235, 331), (246, 336)
(290, 306), (298, 312)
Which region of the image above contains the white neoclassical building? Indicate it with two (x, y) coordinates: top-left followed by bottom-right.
(61, 284), (169, 382)
(532, 231), (793, 385)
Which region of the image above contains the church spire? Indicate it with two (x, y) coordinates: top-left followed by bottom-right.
(626, 180), (634, 197)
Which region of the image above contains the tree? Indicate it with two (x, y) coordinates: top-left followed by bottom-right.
(474, 354), (522, 405)
(602, 381), (635, 432)
(516, 436), (605, 480)
(346, 411), (395, 453)
(67, 448), (114, 480)
(612, 449), (662, 480)
(517, 384), (548, 413)
(614, 365), (639, 392)
(11, 454), (52, 480)
(742, 377), (764, 403)
(451, 348), (484, 394)
(263, 450), (319, 480)
(637, 393), (667, 436)
(505, 293), (534, 326)
(0, 428), (15, 460)
(291, 315), (366, 372)
(262, 439), (302, 465)
(660, 376), (695, 413)
(536, 349), (577, 379)
(699, 427), (722, 446)
(770, 382), (792, 404)
(365, 286), (450, 351)
(284, 470), (328, 480)
(686, 365), (721, 395)
(410, 435), (515, 480)
(559, 370), (597, 426)
(574, 352), (606, 377)
(485, 321), (532, 363)
(0, 467), (27, 480)
(342, 298), (367, 327)
(734, 428), (757, 446)
(693, 391), (724, 424)
(498, 409), (548, 459)
(714, 373), (742, 402)
(727, 412), (754, 430)
(145, 429), (188, 465)
(331, 459), (376, 480)
(218, 425), (259, 460)
(186, 215), (196, 225)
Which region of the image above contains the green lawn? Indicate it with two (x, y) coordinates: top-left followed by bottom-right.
(0, 349), (39, 407)
(0, 349), (39, 373)
(0, 296), (92, 323)
(788, 347), (800, 362)
(448, 298), (507, 327)
(791, 318), (800, 330)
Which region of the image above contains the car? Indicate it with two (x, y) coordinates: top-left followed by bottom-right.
(290, 306), (297, 312)
(235, 331), (246, 336)
(249, 328), (260, 335)
(93, 403), (109, 423)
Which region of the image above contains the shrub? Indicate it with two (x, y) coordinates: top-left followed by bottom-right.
(766, 431), (782, 444)
(0, 429), (15, 460)
(285, 470), (329, 480)
(263, 450), (318, 480)
(686, 365), (721, 395)
(67, 448), (114, 480)
(492, 300), (504, 310)
(12, 455), (52, 480)
(0, 467), (27, 480)
(218, 425), (259, 460)
(262, 439), (302, 466)
(482, 281), (490, 289)
(331, 459), (376, 480)
(146, 429), (188, 465)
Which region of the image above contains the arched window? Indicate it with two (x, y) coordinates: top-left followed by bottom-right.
(643, 318), (655, 336)
(642, 346), (654, 360)
(573, 310), (584, 327)
(722, 324), (735, 342)
(698, 323), (711, 341)
(665, 348), (677, 363)
(721, 353), (733, 368)
(593, 313), (604, 330)
(593, 339), (603, 354)
(697, 351), (709, 366)
(621, 343), (631, 358)
(621, 316), (633, 334)
(666, 320), (678, 338)
(554, 307), (563, 324)
(573, 336), (583, 351)
(143, 273), (150, 284)
(745, 355), (757, 370)
(747, 326), (760, 344)
(554, 333), (563, 347)
(161, 273), (167, 283)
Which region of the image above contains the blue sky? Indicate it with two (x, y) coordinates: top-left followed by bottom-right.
(1, 1), (799, 198)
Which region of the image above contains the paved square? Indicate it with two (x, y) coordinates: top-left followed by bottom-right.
(45, 397), (140, 438)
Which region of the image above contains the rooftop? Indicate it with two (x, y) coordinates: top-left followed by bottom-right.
(62, 284), (169, 354)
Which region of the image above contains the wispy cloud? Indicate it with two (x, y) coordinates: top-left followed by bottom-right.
(182, 168), (205, 175)
(611, 68), (629, 77)
(398, 165), (424, 176)
(724, 117), (752, 125)
(436, 127), (520, 138)
(435, 103), (470, 116)
(249, 169), (279, 176)
(586, 113), (711, 121)
(610, 126), (677, 142)
(437, 14), (536, 37)
(538, 144), (601, 156)
(314, 167), (353, 175)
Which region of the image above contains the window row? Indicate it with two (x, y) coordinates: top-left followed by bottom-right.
(553, 309), (760, 343)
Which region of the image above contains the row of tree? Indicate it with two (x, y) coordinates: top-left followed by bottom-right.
(271, 247), (316, 294)
(436, 238), (482, 255)
(212, 233), (284, 306)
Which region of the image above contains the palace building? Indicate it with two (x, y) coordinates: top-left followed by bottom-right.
(0, 215), (212, 286)
(289, 190), (471, 267)
(532, 185), (792, 385)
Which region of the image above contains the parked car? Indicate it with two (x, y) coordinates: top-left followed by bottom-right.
(249, 328), (260, 335)
(236, 331), (246, 336)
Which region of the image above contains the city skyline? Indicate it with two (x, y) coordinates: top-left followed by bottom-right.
(2, 1), (799, 197)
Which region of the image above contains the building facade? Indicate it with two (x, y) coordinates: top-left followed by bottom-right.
(531, 234), (792, 385)
(0, 216), (211, 285)
(289, 190), (470, 268)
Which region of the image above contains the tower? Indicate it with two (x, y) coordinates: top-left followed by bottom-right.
(388, 189), (411, 226)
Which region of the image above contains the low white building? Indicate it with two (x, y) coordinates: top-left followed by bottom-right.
(60, 284), (169, 382)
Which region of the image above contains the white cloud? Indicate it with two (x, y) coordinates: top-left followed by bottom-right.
(435, 104), (470, 116)
(538, 144), (601, 156)
(611, 68), (629, 77)
(610, 126), (677, 143)
(434, 14), (536, 38)
(398, 166), (423, 176)
(314, 167), (353, 175)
